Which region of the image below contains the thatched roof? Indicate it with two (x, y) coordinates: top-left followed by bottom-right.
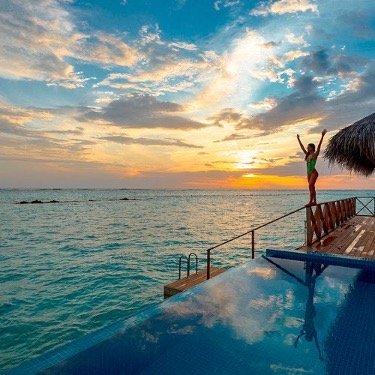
(324, 112), (375, 176)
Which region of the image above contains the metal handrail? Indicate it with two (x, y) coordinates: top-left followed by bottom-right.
(206, 205), (307, 279)
(187, 253), (198, 277)
(179, 253), (199, 279)
(205, 196), (365, 279)
(178, 255), (188, 279)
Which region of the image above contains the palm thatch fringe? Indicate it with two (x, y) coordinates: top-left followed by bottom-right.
(324, 112), (375, 176)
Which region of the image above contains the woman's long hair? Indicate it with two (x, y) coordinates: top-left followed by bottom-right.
(305, 143), (316, 160)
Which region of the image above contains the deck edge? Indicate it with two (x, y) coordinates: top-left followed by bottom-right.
(265, 249), (375, 269)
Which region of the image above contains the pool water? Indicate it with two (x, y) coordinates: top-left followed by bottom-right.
(6, 252), (375, 374)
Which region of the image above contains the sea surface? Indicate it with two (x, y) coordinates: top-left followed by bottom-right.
(1, 189), (373, 371)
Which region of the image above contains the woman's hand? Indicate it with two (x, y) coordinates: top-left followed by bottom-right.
(297, 134), (307, 154)
(316, 129), (327, 156)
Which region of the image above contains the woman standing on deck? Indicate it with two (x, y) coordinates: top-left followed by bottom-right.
(297, 129), (327, 206)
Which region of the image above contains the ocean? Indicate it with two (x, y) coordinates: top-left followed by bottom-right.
(1, 189), (374, 371)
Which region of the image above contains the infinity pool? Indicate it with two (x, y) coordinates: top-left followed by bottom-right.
(5, 251), (375, 375)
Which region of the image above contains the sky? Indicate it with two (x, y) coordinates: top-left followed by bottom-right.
(0, 0), (374, 189)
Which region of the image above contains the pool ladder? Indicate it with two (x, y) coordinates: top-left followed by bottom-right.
(178, 253), (198, 279)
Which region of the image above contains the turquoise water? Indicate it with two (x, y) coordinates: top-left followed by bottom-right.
(1, 189), (374, 371)
(6, 252), (375, 374)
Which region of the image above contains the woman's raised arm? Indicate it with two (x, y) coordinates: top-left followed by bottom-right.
(315, 129), (327, 157)
(297, 134), (307, 155)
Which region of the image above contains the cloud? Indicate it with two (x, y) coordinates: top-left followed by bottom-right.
(262, 41), (281, 49)
(133, 60), (207, 82)
(214, 133), (255, 142)
(317, 62), (375, 130)
(0, 101), (94, 163)
(46, 73), (97, 90)
(0, 0), (76, 83)
(0, 102), (54, 133)
(0, 0), (140, 87)
(168, 41), (198, 51)
(138, 24), (163, 46)
(238, 75), (324, 131)
(214, 0), (240, 11)
(248, 61), (295, 84)
(0, 125), (91, 162)
(283, 50), (309, 62)
(238, 62), (375, 133)
(249, 97), (277, 111)
(96, 58), (213, 95)
(251, 0), (318, 16)
(74, 32), (140, 67)
(44, 127), (84, 136)
(94, 91), (120, 104)
(285, 33), (308, 46)
(134, 24), (208, 99)
(79, 94), (209, 129)
(96, 32), (221, 96)
(208, 108), (261, 129)
(301, 48), (362, 77)
(188, 30), (280, 110)
(99, 135), (203, 148)
(236, 46), (307, 86)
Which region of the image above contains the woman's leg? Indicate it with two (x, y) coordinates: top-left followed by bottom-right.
(309, 171), (319, 204)
(307, 174), (313, 205)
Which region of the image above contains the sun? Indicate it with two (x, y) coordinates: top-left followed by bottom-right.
(235, 150), (257, 169)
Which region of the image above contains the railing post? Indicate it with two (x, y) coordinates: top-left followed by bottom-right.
(251, 230), (255, 259)
(207, 250), (211, 280)
(352, 197), (355, 216)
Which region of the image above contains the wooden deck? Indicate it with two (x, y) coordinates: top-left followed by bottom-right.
(164, 198), (374, 299)
(164, 267), (225, 299)
(300, 215), (375, 259)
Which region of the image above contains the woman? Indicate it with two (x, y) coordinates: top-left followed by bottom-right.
(297, 129), (327, 206)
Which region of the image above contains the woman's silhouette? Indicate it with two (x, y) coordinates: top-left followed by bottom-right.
(294, 262), (327, 361)
(297, 130), (327, 206)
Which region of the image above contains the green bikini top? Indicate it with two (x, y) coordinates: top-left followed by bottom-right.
(306, 158), (317, 174)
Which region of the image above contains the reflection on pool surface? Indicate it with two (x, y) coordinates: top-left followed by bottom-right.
(6, 253), (375, 375)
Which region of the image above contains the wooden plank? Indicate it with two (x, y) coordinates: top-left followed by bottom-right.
(366, 223), (375, 259)
(300, 216), (375, 261)
(353, 219), (374, 257)
(164, 267), (225, 298)
(329, 218), (363, 255)
(344, 230), (365, 254)
(302, 218), (356, 254)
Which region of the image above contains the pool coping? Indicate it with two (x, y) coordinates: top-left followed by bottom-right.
(266, 249), (375, 269)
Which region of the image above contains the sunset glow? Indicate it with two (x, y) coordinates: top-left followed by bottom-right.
(0, 0), (374, 188)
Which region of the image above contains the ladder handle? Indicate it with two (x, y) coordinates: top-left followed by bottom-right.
(178, 255), (188, 279)
(188, 253), (199, 277)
